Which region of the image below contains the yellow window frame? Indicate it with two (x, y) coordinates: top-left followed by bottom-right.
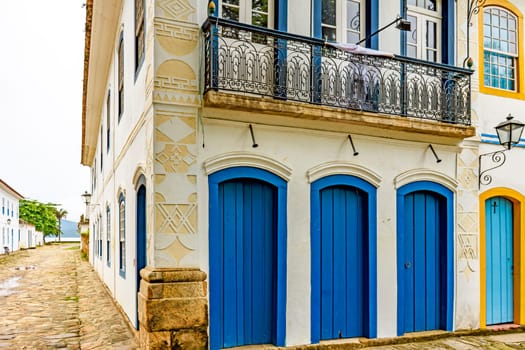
(479, 0), (524, 99)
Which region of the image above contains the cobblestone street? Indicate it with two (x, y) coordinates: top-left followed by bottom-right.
(3, 244), (525, 349)
(0, 243), (137, 349)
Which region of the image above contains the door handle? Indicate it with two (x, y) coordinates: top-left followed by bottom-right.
(405, 261), (411, 269)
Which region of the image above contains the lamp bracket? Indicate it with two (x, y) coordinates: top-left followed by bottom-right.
(479, 149), (506, 188)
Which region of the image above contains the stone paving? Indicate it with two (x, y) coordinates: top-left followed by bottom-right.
(4, 244), (525, 349)
(0, 243), (137, 349)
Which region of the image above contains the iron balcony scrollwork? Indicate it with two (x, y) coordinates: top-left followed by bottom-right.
(203, 17), (472, 126)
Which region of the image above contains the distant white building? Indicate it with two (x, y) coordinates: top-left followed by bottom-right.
(0, 179), (23, 254)
(19, 219), (37, 249)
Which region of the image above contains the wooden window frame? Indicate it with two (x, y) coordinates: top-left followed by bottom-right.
(479, 2), (523, 99)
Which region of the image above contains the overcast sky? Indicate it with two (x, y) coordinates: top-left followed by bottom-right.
(0, 1), (89, 221)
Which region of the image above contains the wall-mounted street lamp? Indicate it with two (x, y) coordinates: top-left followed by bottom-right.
(81, 191), (92, 206)
(6, 218), (11, 225)
(479, 114), (525, 188)
(355, 15), (411, 46)
(81, 191), (92, 217)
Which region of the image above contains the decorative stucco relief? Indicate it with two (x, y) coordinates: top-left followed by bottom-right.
(157, 0), (195, 21)
(155, 18), (198, 56)
(156, 203), (197, 234)
(154, 59), (199, 106)
(156, 235), (195, 266)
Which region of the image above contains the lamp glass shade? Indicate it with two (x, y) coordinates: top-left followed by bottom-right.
(495, 115), (525, 150)
(81, 191), (92, 205)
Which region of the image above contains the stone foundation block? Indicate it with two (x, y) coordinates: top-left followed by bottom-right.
(138, 267), (208, 349)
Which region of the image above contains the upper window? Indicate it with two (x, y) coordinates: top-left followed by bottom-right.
(135, 0), (145, 72)
(98, 215), (103, 258)
(321, 0), (363, 43)
(220, 0), (274, 28)
(118, 33), (124, 121)
(483, 7), (517, 91)
(100, 125), (103, 171)
(118, 193), (126, 276)
(406, 0), (441, 62)
(106, 205), (111, 266)
(106, 90), (111, 153)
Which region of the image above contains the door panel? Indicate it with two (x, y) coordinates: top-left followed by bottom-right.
(219, 179), (277, 348)
(402, 191), (446, 332)
(136, 184), (146, 329)
(486, 197), (514, 325)
(320, 186), (366, 339)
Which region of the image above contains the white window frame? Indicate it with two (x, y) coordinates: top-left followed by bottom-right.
(407, 1), (442, 62)
(322, 0), (365, 43)
(483, 6), (518, 92)
(220, 0), (274, 28)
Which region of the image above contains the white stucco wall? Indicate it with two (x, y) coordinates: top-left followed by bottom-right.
(197, 118), (468, 344)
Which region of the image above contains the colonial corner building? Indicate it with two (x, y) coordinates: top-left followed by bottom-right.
(80, 0), (525, 348)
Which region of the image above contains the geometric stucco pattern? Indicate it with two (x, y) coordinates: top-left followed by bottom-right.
(152, 108), (198, 266)
(155, 18), (198, 56)
(455, 142), (480, 330)
(152, 4), (199, 267)
(155, 144), (196, 173)
(154, 58), (199, 106)
(157, 0), (195, 21)
(156, 203), (197, 234)
(456, 144), (480, 277)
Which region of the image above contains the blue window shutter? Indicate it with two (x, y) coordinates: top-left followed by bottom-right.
(313, 0), (322, 39)
(442, 0), (455, 64)
(276, 0), (288, 31)
(366, 0), (379, 49)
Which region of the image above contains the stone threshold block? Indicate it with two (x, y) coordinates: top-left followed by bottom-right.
(138, 267), (208, 349)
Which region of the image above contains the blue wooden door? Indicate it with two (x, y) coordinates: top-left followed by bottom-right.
(486, 197), (514, 325)
(402, 191), (446, 332)
(320, 186), (366, 339)
(136, 184), (147, 329)
(218, 179), (277, 348)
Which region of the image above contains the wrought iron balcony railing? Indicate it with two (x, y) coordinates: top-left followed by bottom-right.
(203, 17), (472, 126)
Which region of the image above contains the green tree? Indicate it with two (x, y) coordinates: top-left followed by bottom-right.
(55, 208), (68, 242)
(19, 199), (60, 242)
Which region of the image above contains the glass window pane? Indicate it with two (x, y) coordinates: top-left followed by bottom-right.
(408, 0), (416, 5)
(223, 0), (239, 4)
(408, 15), (417, 44)
(322, 0), (336, 26)
(347, 31), (360, 44)
(484, 11), (491, 25)
(252, 12), (268, 27)
(501, 16), (508, 29)
(426, 21), (436, 49)
(426, 0), (436, 11)
(252, 0), (268, 12)
(501, 29), (508, 41)
(509, 43), (516, 54)
(501, 41), (508, 52)
(222, 5), (240, 21)
(322, 26), (336, 42)
(509, 18), (516, 30)
(509, 31), (516, 43)
(492, 14), (499, 26)
(347, 0), (360, 31)
(407, 45), (417, 58)
(426, 49), (436, 62)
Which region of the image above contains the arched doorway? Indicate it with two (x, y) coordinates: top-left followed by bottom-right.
(135, 178), (147, 329)
(480, 188), (525, 327)
(310, 174), (377, 342)
(208, 167), (287, 350)
(397, 181), (454, 335)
